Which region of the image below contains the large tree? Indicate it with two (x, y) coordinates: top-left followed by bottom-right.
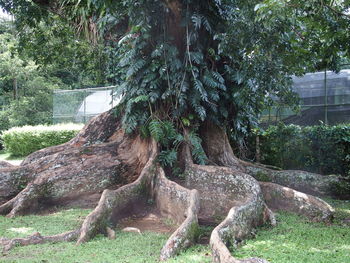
(0, 1), (347, 262)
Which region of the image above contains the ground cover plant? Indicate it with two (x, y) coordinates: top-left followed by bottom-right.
(0, 200), (348, 263)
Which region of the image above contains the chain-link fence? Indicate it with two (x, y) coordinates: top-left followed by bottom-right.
(262, 68), (350, 126)
(53, 86), (120, 124)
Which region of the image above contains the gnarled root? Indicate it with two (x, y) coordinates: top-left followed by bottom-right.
(243, 161), (340, 197)
(260, 182), (334, 222)
(210, 202), (269, 263)
(1, 138), (201, 260)
(0, 110), (132, 207)
(198, 122), (335, 262)
(77, 140), (201, 260)
(21, 109), (120, 165)
(1, 230), (80, 254)
(185, 164), (271, 263)
(156, 169), (200, 261)
(76, 139), (158, 244)
(0, 111), (155, 217)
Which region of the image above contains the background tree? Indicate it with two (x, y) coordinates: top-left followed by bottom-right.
(255, 0), (350, 71)
(0, 13), (109, 140)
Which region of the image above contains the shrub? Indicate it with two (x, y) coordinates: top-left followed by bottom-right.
(248, 123), (350, 176)
(1, 123), (83, 156)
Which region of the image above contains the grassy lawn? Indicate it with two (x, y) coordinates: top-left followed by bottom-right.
(0, 209), (211, 263)
(0, 200), (349, 263)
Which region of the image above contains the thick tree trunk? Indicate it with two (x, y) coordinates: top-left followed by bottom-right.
(0, 110), (335, 263)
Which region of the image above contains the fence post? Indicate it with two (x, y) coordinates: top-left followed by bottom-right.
(84, 89), (87, 123)
(324, 68), (328, 125)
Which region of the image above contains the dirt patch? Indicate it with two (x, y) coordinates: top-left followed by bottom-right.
(117, 209), (176, 234)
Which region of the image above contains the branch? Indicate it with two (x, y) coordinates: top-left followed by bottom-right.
(325, 4), (350, 19)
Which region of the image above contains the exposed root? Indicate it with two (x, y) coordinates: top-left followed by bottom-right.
(260, 182), (334, 222)
(184, 163), (271, 263)
(77, 184), (145, 244)
(77, 139), (158, 244)
(241, 160), (340, 197)
(210, 200), (269, 263)
(1, 230), (80, 254)
(0, 165), (35, 203)
(0, 122), (154, 216)
(199, 122), (339, 198)
(0, 183), (42, 217)
(0, 110), (135, 208)
(155, 169), (200, 261)
(0, 198), (16, 215)
(21, 110), (120, 165)
(76, 140), (200, 260)
(0, 161), (14, 169)
(0, 141), (124, 217)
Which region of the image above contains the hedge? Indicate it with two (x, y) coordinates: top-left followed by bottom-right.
(1, 123), (84, 157)
(248, 123), (350, 177)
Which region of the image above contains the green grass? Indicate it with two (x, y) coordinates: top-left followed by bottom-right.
(0, 208), (211, 263)
(0, 150), (24, 162)
(0, 200), (349, 263)
(234, 200), (350, 263)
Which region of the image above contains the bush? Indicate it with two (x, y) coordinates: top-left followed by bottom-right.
(5, 76), (58, 128)
(249, 123), (350, 176)
(1, 123), (83, 156)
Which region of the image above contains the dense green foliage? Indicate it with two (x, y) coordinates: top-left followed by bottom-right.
(247, 123), (350, 176)
(104, 0), (300, 136)
(0, 200), (349, 262)
(1, 123), (83, 156)
(0, 15), (109, 148)
(15, 16), (108, 89)
(0, 20), (58, 131)
(255, 0), (350, 71)
(141, 119), (207, 168)
(0, 77), (59, 130)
